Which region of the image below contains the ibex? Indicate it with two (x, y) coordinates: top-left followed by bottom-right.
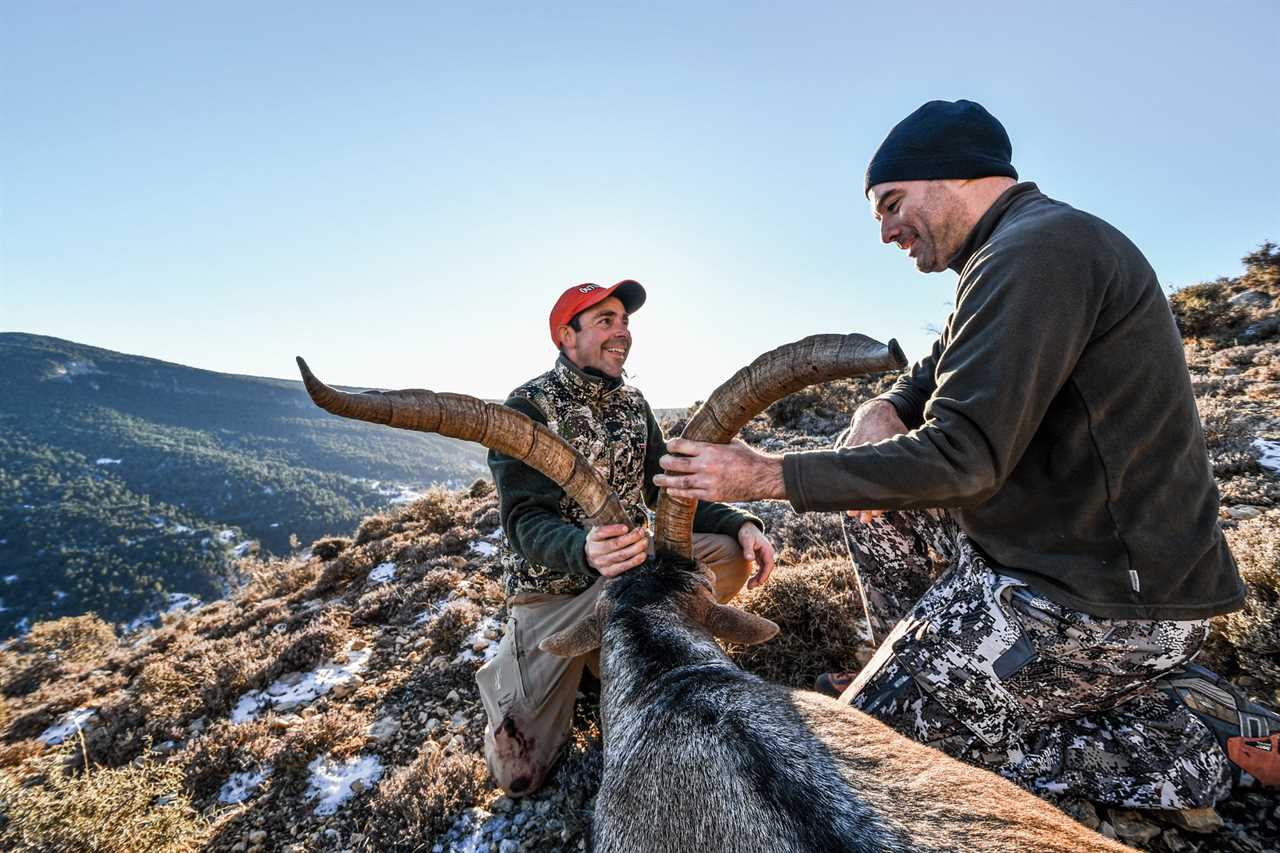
(298, 335), (1125, 853)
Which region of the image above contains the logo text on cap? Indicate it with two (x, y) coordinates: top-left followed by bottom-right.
(578, 284), (601, 293)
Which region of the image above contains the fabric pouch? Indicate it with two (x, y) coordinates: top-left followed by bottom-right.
(889, 552), (1035, 746)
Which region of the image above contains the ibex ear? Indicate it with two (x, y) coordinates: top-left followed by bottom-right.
(704, 604), (779, 646)
(540, 615), (601, 658)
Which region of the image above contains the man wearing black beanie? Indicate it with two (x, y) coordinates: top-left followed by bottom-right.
(657, 100), (1277, 812)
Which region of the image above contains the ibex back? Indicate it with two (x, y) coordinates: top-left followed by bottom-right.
(543, 557), (1129, 853)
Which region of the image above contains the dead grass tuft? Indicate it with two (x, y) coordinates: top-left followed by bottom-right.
(1, 614), (117, 697)
(0, 753), (209, 852)
(182, 718), (277, 802)
(366, 740), (488, 844)
(310, 536), (351, 561)
(730, 558), (871, 688)
(272, 708), (369, 780)
(1201, 511), (1280, 703)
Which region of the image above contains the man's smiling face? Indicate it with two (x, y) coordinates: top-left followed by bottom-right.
(869, 179), (970, 273)
(559, 296), (631, 378)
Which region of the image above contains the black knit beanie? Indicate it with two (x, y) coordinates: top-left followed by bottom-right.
(864, 100), (1017, 195)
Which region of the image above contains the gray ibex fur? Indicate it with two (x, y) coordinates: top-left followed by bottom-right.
(298, 335), (1126, 853)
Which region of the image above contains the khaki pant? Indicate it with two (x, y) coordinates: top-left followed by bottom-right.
(475, 532), (750, 795)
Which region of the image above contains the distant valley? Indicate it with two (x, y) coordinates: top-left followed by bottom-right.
(0, 333), (487, 637)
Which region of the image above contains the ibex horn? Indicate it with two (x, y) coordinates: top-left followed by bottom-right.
(295, 357), (631, 529)
(653, 333), (907, 558)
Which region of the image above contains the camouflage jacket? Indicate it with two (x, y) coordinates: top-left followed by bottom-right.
(489, 355), (760, 597)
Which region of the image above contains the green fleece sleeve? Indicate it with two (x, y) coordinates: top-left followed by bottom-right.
(874, 322), (948, 429)
(783, 237), (1106, 512)
(642, 404), (763, 537)
(487, 396), (593, 578)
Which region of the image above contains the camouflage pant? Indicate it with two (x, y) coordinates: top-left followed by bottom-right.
(839, 508), (1232, 809)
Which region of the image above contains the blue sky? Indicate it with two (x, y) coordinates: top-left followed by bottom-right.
(3, 1), (1277, 406)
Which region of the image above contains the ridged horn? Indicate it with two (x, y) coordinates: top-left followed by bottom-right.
(654, 334), (907, 558)
(296, 357), (630, 529)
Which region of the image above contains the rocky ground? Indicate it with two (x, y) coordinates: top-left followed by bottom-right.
(0, 244), (1277, 852)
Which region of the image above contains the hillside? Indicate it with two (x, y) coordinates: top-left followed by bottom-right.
(0, 244), (1277, 852)
(0, 334), (486, 637)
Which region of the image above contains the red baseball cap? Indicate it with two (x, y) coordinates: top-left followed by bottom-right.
(548, 280), (646, 347)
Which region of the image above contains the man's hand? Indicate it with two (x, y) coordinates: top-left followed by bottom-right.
(586, 524), (649, 578)
(653, 438), (787, 502)
(842, 400), (908, 523)
(738, 524), (776, 589)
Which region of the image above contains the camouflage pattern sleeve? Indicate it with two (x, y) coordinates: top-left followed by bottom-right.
(488, 395), (593, 578)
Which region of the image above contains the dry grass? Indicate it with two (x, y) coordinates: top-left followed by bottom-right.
(1, 614), (117, 698)
(1201, 511), (1280, 703)
(366, 740), (488, 844)
(0, 753), (209, 852)
(729, 558), (871, 688)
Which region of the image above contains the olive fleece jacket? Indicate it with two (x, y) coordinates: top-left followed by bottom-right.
(490, 369), (761, 582)
(783, 183), (1243, 620)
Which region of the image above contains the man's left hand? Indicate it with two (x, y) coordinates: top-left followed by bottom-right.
(654, 438), (787, 503)
(738, 524), (776, 589)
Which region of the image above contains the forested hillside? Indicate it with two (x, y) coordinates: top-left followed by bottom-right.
(0, 334), (486, 637)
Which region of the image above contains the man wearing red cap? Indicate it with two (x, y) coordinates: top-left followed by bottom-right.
(476, 279), (775, 796)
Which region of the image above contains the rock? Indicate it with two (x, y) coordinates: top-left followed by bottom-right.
(853, 645), (875, 667)
(492, 796), (514, 813)
(446, 689), (461, 703)
(1227, 505), (1264, 521)
(188, 716), (208, 735)
(1162, 829), (1191, 852)
(1098, 821), (1117, 840)
(472, 637), (491, 652)
(1065, 799), (1101, 830)
(230, 845), (246, 853)
(1230, 290), (1272, 309)
(425, 718), (441, 733)
(248, 830), (267, 844)
(330, 680), (358, 699)
(350, 638), (368, 651)
(369, 716), (401, 741)
(350, 779), (365, 795)
(1161, 805), (1225, 834)
(1107, 809), (1161, 845)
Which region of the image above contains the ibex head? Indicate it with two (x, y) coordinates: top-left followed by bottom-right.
(296, 333), (905, 658)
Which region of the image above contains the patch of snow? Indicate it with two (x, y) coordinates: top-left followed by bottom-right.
(53, 590), (67, 601)
(233, 540), (258, 558)
(270, 522), (280, 528)
(2, 575), (14, 584)
(125, 592), (201, 633)
(368, 561), (397, 584)
(433, 807), (514, 853)
(306, 754), (383, 815)
(41, 708), (95, 745)
(170, 524), (192, 534)
(455, 615), (502, 664)
(95, 458), (122, 465)
(216, 529), (237, 544)
(1254, 438), (1280, 475)
(230, 644), (371, 723)
(0, 600), (7, 613)
(218, 766), (271, 804)
(262, 485), (274, 495)
(14, 617), (29, 634)
(470, 540), (498, 557)
(413, 594), (452, 626)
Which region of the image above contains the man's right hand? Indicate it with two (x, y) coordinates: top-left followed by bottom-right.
(843, 400), (908, 523)
(585, 524), (649, 577)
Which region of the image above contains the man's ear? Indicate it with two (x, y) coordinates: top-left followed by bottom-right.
(704, 604), (779, 646)
(557, 324), (575, 352)
(540, 614), (601, 657)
